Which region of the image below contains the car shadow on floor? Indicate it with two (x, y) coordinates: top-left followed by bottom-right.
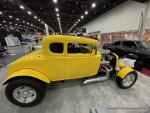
(46, 77), (116, 91)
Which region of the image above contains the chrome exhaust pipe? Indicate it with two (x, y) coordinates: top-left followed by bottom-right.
(83, 65), (112, 84)
(83, 76), (109, 84)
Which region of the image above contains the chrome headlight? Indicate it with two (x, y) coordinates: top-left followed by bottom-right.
(115, 65), (121, 72)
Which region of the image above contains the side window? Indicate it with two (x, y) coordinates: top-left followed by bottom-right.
(68, 43), (93, 54)
(122, 42), (137, 49)
(50, 43), (63, 53)
(113, 41), (121, 46)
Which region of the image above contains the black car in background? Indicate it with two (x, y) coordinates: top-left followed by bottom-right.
(0, 42), (7, 56)
(103, 40), (150, 69)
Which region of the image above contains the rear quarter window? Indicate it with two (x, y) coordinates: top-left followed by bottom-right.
(50, 43), (64, 53)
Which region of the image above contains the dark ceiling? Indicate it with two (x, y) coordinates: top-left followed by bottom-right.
(0, 0), (147, 33)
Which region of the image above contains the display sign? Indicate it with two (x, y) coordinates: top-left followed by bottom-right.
(5, 35), (21, 47)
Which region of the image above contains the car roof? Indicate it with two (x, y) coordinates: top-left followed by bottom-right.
(42, 35), (100, 45)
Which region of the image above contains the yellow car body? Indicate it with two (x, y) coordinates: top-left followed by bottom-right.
(4, 35), (133, 84)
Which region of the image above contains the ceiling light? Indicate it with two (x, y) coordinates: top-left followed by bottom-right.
(78, 19), (80, 22)
(55, 8), (59, 12)
(16, 18), (19, 21)
(53, 0), (57, 4)
(41, 21), (44, 24)
(27, 11), (32, 15)
(9, 15), (13, 18)
(56, 14), (59, 17)
(9, 22), (12, 24)
(38, 19), (41, 22)
(91, 3), (96, 8)
(81, 15), (84, 19)
(0, 11), (3, 15)
(27, 22), (29, 25)
(19, 5), (24, 9)
(15, 24), (17, 25)
(85, 11), (88, 15)
(76, 21), (78, 24)
(34, 16), (37, 19)
(58, 23), (62, 34)
(3, 20), (6, 23)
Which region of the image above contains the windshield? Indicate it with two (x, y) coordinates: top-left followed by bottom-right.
(137, 42), (150, 49)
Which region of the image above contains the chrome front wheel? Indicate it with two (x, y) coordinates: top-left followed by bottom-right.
(116, 71), (138, 89)
(122, 74), (136, 87)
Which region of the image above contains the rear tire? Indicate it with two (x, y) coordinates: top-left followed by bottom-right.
(5, 78), (46, 107)
(116, 71), (138, 89)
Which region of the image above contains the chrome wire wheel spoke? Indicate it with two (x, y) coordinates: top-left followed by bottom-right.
(13, 86), (37, 103)
(122, 74), (135, 87)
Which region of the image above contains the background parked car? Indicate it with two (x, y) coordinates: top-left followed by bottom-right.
(103, 40), (150, 70)
(0, 42), (7, 56)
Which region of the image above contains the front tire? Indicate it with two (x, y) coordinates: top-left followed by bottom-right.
(116, 71), (138, 89)
(5, 78), (46, 107)
(134, 60), (143, 71)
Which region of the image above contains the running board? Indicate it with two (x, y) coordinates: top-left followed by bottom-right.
(83, 76), (109, 84)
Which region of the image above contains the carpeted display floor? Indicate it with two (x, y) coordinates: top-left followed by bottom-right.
(140, 68), (150, 77)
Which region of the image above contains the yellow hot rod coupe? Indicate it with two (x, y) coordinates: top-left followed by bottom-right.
(3, 35), (138, 107)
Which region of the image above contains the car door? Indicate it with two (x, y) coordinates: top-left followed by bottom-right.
(135, 41), (147, 58)
(65, 43), (99, 79)
(121, 41), (138, 56)
(44, 42), (66, 81)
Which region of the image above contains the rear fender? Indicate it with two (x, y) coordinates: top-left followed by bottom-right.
(3, 69), (51, 84)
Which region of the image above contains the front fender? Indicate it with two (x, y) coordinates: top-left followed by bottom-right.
(117, 66), (134, 78)
(3, 69), (51, 84)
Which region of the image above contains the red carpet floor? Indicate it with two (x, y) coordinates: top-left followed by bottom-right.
(140, 68), (150, 77)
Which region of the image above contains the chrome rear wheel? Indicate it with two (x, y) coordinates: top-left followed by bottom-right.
(13, 86), (37, 104)
(5, 78), (46, 107)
